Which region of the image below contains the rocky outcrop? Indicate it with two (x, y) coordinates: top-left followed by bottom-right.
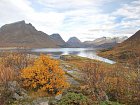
(32, 97), (49, 105)
(7, 81), (30, 101)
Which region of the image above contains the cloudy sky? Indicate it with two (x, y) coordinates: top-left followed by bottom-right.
(0, 0), (140, 41)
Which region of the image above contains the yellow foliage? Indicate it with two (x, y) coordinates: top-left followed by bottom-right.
(21, 54), (69, 95)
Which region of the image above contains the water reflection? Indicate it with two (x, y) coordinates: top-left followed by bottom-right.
(31, 48), (115, 64)
(68, 51), (80, 55)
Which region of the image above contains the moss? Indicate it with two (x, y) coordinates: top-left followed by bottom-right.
(58, 92), (93, 105)
(100, 101), (124, 105)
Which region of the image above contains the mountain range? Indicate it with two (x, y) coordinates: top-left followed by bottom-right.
(0, 21), (128, 48)
(83, 36), (128, 48)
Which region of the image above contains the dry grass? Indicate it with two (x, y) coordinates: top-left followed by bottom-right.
(0, 65), (15, 84)
(0, 65), (16, 105)
(0, 52), (35, 105)
(0, 52), (34, 71)
(0, 52), (34, 84)
(61, 55), (140, 104)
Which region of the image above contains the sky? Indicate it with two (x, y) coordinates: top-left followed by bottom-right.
(0, 0), (140, 41)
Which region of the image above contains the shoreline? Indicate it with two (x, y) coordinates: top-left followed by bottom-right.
(0, 48), (115, 64)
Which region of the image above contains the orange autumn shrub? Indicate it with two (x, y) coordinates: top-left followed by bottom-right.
(21, 54), (69, 95)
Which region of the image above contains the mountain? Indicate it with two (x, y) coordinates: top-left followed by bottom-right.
(50, 33), (66, 47)
(66, 37), (84, 48)
(65, 36), (128, 48)
(99, 30), (140, 65)
(0, 20), (129, 49)
(84, 36), (128, 48)
(115, 36), (128, 43)
(0, 20), (59, 48)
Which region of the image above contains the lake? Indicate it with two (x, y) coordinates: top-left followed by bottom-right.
(31, 48), (115, 64)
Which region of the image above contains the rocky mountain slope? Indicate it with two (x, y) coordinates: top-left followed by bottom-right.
(50, 33), (66, 47)
(66, 37), (84, 48)
(0, 20), (59, 48)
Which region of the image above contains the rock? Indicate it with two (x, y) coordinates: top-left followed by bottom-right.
(55, 94), (62, 100)
(39, 102), (49, 105)
(13, 93), (24, 100)
(65, 65), (71, 68)
(7, 81), (30, 101)
(65, 75), (80, 85)
(32, 97), (49, 105)
(8, 81), (19, 92)
(60, 55), (72, 61)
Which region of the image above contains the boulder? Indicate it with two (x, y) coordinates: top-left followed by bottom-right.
(7, 81), (30, 100)
(55, 94), (62, 100)
(32, 97), (49, 105)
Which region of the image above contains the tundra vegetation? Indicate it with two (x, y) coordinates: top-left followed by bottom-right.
(0, 52), (139, 105)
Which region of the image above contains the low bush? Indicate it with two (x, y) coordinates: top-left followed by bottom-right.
(58, 92), (92, 105)
(100, 101), (123, 105)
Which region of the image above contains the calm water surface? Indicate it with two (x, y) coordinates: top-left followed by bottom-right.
(31, 48), (115, 64)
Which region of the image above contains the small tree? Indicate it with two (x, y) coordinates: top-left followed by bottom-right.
(21, 54), (69, 95)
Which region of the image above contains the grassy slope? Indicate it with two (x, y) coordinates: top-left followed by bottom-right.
(98, 30), (140, 66)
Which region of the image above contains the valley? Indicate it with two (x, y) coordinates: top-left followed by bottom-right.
(0, 14), (139, 105)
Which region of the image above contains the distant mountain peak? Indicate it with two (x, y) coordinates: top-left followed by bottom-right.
(66, 37), (83, 48)
(67, 37), (81, 43)
(2, 20), (34, 28)
(50, 33), (66, 46)
(15, 20), (25, 24)
(0, 20), (37, 33)
(51, 33), (61, 38)
(7, 20), (26, 26)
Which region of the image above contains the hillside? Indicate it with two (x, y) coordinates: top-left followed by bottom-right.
(0, 21), (59, 48)
(99, 30), (140, 65)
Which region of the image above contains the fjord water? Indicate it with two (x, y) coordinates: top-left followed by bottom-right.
(31, 48), (115, 64)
